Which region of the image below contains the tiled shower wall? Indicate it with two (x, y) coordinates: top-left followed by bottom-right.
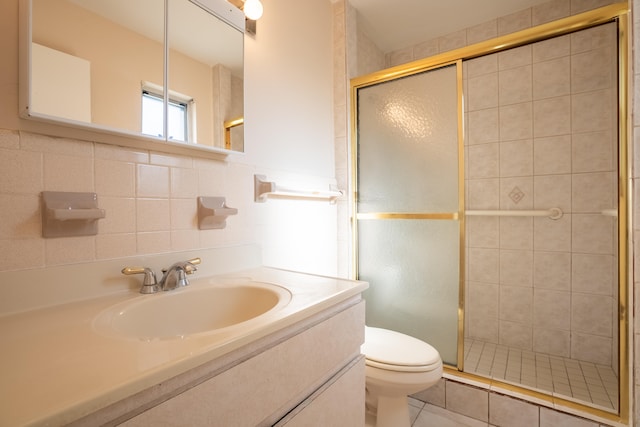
(337, 0), (630, 424)
(464, 23), (619, 368)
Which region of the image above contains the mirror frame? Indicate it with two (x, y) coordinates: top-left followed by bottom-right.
(18, 0), (245, 156)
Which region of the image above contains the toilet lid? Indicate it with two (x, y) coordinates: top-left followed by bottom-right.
(362, 326), (441, 368)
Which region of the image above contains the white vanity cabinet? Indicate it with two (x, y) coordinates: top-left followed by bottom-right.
(1, 257), (369, 426)
(109, 297), (365, 426)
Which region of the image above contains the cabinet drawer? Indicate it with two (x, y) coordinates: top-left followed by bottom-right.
(275, 355), (365, 427)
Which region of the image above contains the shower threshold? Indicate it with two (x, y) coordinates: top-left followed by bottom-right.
(463, 338), (618, 411)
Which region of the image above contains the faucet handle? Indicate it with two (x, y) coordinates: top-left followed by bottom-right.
(160, 258), (201, 274)
(121, 266), (160, 294)
(184, 257), (201, 274)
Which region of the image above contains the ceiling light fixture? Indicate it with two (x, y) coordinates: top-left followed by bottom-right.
(227, 0), (263, 20)
(242, 0), (263, 20)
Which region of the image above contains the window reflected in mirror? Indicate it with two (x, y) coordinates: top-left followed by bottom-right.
(141, 91), (190, 142)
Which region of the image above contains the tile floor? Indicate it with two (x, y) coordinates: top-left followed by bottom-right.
(464, 338), (618, 411)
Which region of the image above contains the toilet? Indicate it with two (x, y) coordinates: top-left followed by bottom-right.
(361, 326), (443, 427)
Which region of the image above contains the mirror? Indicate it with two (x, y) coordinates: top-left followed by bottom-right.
(21, 0), (245, 153)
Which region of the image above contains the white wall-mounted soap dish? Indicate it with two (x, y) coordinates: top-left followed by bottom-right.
(41, 191), (106, 238)
(197, 197), (238, 230)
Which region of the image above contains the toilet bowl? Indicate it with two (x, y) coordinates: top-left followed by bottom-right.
(362, 326), (443, 427)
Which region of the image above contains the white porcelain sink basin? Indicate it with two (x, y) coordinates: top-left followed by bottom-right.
(94, 282), (291, 340)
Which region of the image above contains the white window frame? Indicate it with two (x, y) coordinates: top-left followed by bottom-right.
(141, 81), (197, 143)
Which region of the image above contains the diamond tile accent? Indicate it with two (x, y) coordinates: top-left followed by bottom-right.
(509, 186), (525, 204)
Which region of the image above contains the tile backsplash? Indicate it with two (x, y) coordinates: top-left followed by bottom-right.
(0, 130), (254, 271)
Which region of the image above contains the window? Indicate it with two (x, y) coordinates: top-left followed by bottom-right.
(141, 82), (195, 143)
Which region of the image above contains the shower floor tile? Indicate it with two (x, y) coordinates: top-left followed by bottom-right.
(463, 339), (618, 411)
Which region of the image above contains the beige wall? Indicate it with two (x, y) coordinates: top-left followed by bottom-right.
(33, 0), (163, 133)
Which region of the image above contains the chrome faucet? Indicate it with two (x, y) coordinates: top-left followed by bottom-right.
(121, 258), (201, 294)
(159, 259), (200, 291)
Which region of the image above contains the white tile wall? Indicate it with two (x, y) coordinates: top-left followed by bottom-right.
(0, 130), (340, 274)
(464, 22), (619, 368)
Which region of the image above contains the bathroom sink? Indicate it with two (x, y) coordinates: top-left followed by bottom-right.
(94, 282), (291, 340)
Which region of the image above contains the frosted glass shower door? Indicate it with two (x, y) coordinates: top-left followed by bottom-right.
(355, 64), (461, 365)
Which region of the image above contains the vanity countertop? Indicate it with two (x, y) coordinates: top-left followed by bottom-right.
(0, 267), (368, 427)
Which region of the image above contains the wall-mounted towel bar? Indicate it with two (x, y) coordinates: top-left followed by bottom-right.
(254, 175), (343, 203)
(466, 208), (564, 220)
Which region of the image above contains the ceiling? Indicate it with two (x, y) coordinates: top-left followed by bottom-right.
(349, 0), (554, 53)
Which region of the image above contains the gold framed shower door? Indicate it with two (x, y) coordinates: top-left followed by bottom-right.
(350, 2), (630, 424)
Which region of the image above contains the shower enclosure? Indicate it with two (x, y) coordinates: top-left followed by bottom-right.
(351, 4), (628, 420)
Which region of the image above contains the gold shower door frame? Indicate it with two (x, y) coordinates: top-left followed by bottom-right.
(350, 3), (630, 424)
